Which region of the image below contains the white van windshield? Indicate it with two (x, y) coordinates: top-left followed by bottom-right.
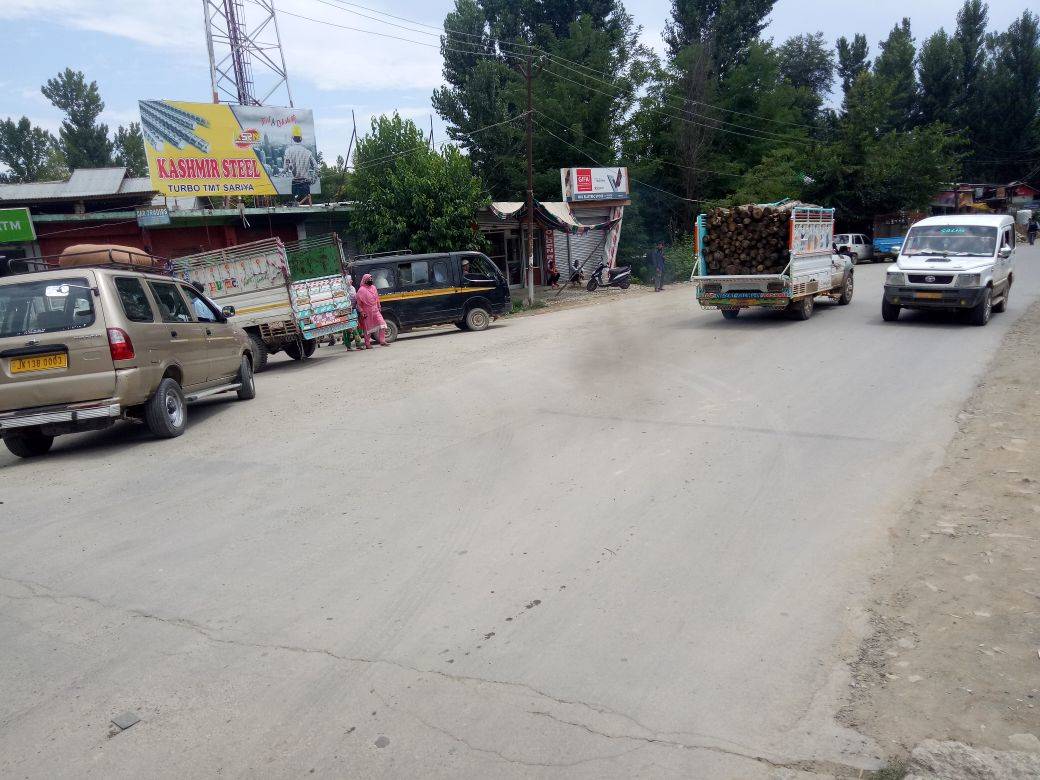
(902, 225), (997, 257)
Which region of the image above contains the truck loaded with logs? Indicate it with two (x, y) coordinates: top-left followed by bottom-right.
(690, 200), (854, 321)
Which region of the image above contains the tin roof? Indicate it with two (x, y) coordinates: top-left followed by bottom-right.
(0, 167), (156, 204)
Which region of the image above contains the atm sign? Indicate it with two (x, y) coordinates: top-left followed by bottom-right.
(576, 169), (593, 192)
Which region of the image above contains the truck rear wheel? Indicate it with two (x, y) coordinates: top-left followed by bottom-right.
(791, 296), (814, 321)
(881, 299), (900, 322)
(248, 333), (269, 372)
(284, 339), (317, 360)
(721, 309), (739, 319)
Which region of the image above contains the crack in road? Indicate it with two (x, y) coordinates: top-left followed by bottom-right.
(1, 574), (860, 775)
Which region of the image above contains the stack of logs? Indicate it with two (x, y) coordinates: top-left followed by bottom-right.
(703, 203), (792, 275)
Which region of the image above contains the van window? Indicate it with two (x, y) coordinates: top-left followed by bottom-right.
(398, 261), (429, 287)
(370, 268), (395, 290)
(462, 254), (499, 281)
(902, 225), (997, 257)
(182, 285), (220, 323)
(1001, 228), (1014, 249)
(148, 281), (193, 323)
(0, 276), (94, 338)
(432, 261), (450, 285)
(114, 277), (155, 322)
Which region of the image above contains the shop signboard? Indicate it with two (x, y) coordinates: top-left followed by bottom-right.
(0, 207), (36, 243)
(139, 100), (321, 198)
(560, 167), (629, 202)
(136, 206), (171, 227)
(290, 274), (356, 340)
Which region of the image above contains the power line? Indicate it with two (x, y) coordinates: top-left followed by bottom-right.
(305, 0), (819, 131)
(533, 119), (707, 203)
(533, 109), (746, 178)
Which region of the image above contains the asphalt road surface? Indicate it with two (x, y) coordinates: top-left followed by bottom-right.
(3, 249), (1039, 778)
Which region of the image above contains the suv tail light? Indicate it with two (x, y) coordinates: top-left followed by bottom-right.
(107, 328), (135, 361)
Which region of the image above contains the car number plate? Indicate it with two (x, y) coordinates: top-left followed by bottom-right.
(10, 353), (68, 373)
(914, 292), (943, 300)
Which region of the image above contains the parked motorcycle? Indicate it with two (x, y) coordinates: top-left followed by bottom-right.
(585, 261), (632, 291)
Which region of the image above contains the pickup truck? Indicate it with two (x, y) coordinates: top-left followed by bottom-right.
(691, 202), (854, 321)
(872, 236), (904, 260)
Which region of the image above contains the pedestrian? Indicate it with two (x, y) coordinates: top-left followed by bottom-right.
(342, 274), (364, 350)
(1028, 215), (1039, 246)
(649, 241), (666, 291)
(546, 257), (561, 289)
(355, 273), (389, 349)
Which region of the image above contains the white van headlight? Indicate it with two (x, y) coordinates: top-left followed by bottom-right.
(886, 272), (905, 285)
(958, 273), (982, 287)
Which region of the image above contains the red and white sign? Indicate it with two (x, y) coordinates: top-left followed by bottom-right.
(561, 167), (629, 202)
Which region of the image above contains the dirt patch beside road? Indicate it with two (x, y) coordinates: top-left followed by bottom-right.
(845, 300), (1040, 763)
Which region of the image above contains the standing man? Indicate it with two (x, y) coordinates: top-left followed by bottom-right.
(282, 124), (318, 205)
(649, 241), (666, 291)
(1028, 214), (1039, 246)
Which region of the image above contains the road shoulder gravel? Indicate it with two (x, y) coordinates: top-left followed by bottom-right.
(843, 298), (1040, 769)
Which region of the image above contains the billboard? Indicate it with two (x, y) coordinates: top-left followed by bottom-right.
(139, 100), (320, 198)
(560, 167), (629, 202)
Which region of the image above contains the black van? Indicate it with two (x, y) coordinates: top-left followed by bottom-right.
(348, 251), (510, 341)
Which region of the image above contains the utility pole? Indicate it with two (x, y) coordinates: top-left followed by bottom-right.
(523, 55), (535, 306)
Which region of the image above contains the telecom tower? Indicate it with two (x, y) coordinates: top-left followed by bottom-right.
(202, 0), (294, 106)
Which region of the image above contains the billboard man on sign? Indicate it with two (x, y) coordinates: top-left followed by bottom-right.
(282, 124), (318, 203)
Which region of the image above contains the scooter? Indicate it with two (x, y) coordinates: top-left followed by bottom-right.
(585, 261), (632, 291)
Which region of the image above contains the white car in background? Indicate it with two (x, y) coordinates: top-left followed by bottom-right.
(833, 233), (874, 264)
(882, 214), (1015, 326)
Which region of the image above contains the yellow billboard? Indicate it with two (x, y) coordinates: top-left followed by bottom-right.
(139, 100), (320, 198)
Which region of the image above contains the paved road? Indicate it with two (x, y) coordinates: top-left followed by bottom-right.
(3, 250), (1039, 778)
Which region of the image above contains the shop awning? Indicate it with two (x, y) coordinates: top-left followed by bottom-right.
(490, 200), (619, 235)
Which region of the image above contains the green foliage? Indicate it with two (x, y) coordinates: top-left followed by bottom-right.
(777, 32), (834, 116)
(873, 19), (917, 128)
(722, 147), (809, 205)
(664, 0), (777, 76)
(348, 114), (489, 255)
(41, 68), (112, 169)
(836, 34), (869, 98)
(113, 122), (147, 177)
(0, 117), (65, 183)
(918, 30), (961, 125)
(662, 234), (695, 282)
(318, 155), (351, 203)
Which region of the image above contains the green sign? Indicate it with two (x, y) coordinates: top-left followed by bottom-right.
(0, 208), (36, 243)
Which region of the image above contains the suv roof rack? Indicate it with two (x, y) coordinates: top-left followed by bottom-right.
(353, 249), (412, 260)
(12, 248), (172, 276)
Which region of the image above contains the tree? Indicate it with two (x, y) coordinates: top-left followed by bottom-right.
(317, 155), (351, 203)
(41, 68), (112, 169)
(873, 19), (917, 128)
(836, 34), (869, 99)
(113, 122), (147, 177)
(433, 0), (648, 201)
(955, 0), (989, 94)
(777, 32), (835, 118)
(348, 114), (488, 254)
(918, 29), (961, 126)
(664, 0), (777, 77)
(0, 117), (65, 183)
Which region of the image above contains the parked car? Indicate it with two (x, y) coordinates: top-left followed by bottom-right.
(833, 233), (874, 263)
(872, 236), (904, 260)
(0, 263), (255, 458)
(882, 214), (1015, 326)
(347, 251), (510, 341)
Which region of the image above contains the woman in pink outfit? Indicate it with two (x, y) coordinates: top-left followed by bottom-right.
(355, 273), (388, 348)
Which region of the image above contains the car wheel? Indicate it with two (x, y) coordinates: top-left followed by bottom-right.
(145, 377), (187, 438)
(993, 283), (1009, 313)
(3, 429), (54, 458)
(970, 287), (992, 326)
(881, 299), (900, 322)
(237, 354), (256, 400)
(791, 296), (814, 321)
(721, 308), (739, 319)
(465, 306), (491, 331)
(248, 333), (269, 372)
(383, 319), (400, 343)
(838, 273), (854, 305)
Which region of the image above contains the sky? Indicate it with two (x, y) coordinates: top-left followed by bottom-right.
(0, 0), (1030, 168)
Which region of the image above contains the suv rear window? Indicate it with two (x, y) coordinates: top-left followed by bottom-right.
(114, 277), (155, 322)
(0, 276), (95, 338)
(398, 261), (429, 286)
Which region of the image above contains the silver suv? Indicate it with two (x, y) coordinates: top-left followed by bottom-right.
(0, 263), (256, 458)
